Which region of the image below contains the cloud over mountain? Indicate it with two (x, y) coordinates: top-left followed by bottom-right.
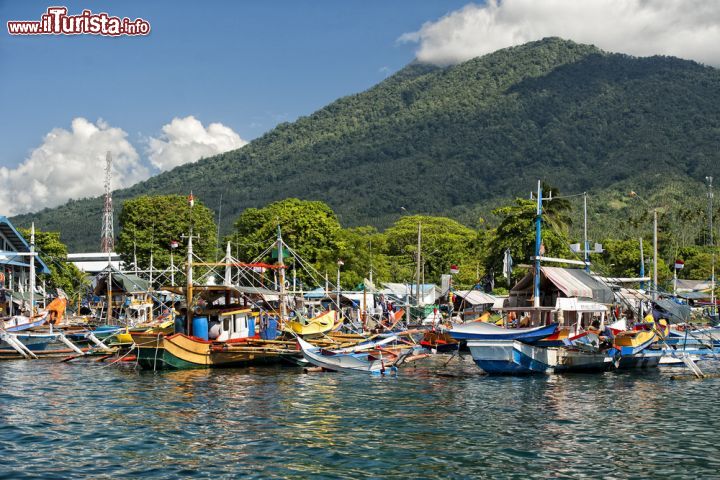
(400, 0), (720, 66)
(0, 116), (247, 216)
(147, 116), (247, 171)
(0, 118), (148, 216)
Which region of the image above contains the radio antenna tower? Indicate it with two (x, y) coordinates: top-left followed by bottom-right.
(100, 152), (115, 253)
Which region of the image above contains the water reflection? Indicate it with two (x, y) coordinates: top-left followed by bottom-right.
(1, 358), (719, 478)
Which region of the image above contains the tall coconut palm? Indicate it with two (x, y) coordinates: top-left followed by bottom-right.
(541, 183), (572, 236)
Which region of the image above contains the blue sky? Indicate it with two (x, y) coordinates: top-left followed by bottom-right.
(1, 0), (716, 215)
(0, 0), (470, 168)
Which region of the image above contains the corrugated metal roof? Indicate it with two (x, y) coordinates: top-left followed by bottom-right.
(539, 267), (614, 303)
(454, 290), (496, 305)
(0, 217), (50, 274)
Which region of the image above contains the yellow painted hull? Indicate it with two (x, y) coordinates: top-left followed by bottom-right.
(116, 320), (175, 345)
(283, 310), (337, 336)
(614, 329), (655, 348)
(133, 333), (297, 369)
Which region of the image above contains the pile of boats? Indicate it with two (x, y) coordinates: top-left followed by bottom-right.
(3, 214), (719, 380)
(4, 278), (719, 379)
(447, 314), (718, 376)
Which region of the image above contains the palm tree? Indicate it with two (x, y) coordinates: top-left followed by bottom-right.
(541, 183), (572, 235)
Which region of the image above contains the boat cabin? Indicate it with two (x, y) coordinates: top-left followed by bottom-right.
(505, 266), (614, 331)
(208, 309), (258, 341)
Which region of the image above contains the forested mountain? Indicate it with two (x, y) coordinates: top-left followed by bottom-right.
(12, 37), (720, 251)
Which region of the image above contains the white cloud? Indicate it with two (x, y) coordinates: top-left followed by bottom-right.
(0, 118), (149, 216)
(146, 116), (247, 171)
(400, 0), (720, 66)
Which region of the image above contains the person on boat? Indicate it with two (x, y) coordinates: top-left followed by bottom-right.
(588, 319), (602, 335)
(588, 319), (613, 346)
(518, 314), (531, 328)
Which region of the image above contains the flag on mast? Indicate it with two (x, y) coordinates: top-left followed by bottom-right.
(188, 192), (195, 207)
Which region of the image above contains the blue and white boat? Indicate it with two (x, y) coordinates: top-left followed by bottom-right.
(447, 321), (558, 343)
(2, 312), (49, 332)
(296, 336), (408, 375)
(466, 339), (530, 374)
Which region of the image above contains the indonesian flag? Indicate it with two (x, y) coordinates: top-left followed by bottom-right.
(675, 260), (684, 270)
(170, 240), (179, 249)
(188, 192), (195, 207)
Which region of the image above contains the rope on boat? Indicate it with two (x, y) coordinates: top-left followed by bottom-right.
(153, 333), (161, 372)
(99, 344), (137, 369)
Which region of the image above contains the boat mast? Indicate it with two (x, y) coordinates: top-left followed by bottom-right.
(29, 223), (35, 316)
(583, 192), (589, 272)
(185, 193), (196, 335)
(533, 180), (542, 310)
(277, 226), (287, 324)
(712, 254), (716, 319)
(415, 222), (422, 306)
(653, 209), (658, 301)
(149, 251), (154, 287)
(224, 241), (232, 286)
(170, 249), (175, 286)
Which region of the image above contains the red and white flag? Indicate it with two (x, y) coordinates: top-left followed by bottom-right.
(188, 192), (195, 207)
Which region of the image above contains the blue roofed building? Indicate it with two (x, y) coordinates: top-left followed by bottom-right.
(0, 217), (50, 316)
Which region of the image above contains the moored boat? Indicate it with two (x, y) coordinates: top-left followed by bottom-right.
(283, 310), (337, 336)
(296, 336), (407, 375)
(446, 321), (558, 342)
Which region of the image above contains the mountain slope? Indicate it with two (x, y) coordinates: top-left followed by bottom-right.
(12, 37), (720, 251)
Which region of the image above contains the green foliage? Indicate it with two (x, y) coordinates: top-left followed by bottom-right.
(14, 37), (720, 257)
(675, 246), (720, 281)
(485, 197), (572, 283)
(384, 215), (479, 284)
(117, 195), (217, 278)
(335, 226), (391, 289)
(18, 228), (88, 301)
(230, 198), (343, 285)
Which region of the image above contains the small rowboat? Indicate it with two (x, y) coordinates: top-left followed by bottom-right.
(296, 336), (406, 375)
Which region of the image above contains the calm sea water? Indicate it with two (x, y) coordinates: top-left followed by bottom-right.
(1, 355), (719, 479)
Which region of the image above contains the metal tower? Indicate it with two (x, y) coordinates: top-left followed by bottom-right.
(100, 152), (114, 253)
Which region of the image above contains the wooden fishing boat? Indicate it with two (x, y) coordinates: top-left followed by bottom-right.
(420, 330), (459, 353)
(447, 321), (558, 343)
(615, 329), (660, 369)
(2, 311), (49, 332)
(296, 336), (408, 374)
(133, 331), (297, 370)
(466, 339), (530, 374)
(614, 329), (656, 356)
(282, 310), (337, 336)
(469, 334), (618, 375)
(512, 342), (618, 374)
(133, 307), (298, 370)
(114, 319), (174, 345)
